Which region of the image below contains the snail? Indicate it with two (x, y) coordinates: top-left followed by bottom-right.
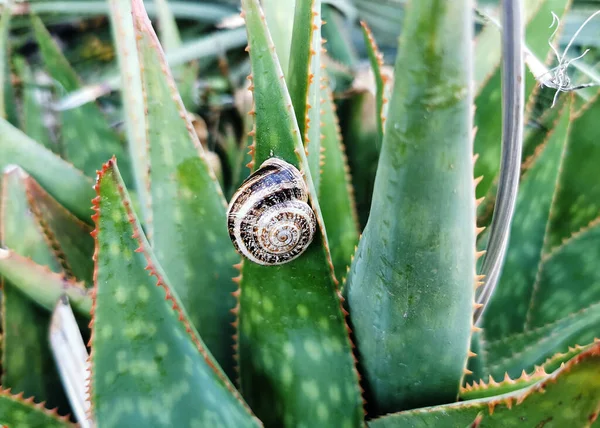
(226, 158), (317, 265)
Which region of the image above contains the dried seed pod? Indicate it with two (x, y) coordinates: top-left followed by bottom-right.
(226, 158), (316, 265)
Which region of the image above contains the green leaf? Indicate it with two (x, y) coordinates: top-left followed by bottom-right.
(360, 21), (386, 142)
(0, 249), (91, 316)
(368, 342), (600, 427)
(13, 57), (56, 152)
(131, 0), (239, 378)
(546, 97), (600, 248)
(341, 91), (381, 229)
(482, 97), (573, 341)
(526, 220), (600, 328)
(0, 390), (74, 428)
(14, 1), (234, 22)
(321, 4), (358, 72)
(23, 174), (94, 284)
(0, 117), (94, 222)
(474, 0), (571, 199)
(262, 0), (296, 75)
(90, 158), (259, 427)
(238, 0), (362, 425)
(484, 302), (600, 379)
(0, 166), (70, 414)
(541, 341), (591, 373)
(153, 0), (199, 110)
(460, 367), (548, 401)
(30, 15), (132, 184)
(464, 332), (487, 386)
(319, 76), (359, 282)
(288, 0), (322, 189)
(0, 0), (17, 124)
(345, 0), (475, 414)
(107, 0), (151, 226)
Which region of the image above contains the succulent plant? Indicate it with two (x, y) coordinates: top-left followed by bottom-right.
(0, 0), (599, 427)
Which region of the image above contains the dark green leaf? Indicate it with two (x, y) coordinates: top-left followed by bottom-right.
(546, 97), (600, 248)
(340, 91), (381, 229)
(482, 97), (572, 341)
(484, 302), (600, 379)
(368, 342), (600, 427)
(319, 76), (359, 282)
(238, 0), (362, 425)
(132, 0), (239, 378)
(345, 0), (475, 414)
(288, 0), (322, 188)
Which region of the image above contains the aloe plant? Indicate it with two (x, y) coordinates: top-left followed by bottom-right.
(0, 0), (599, 426)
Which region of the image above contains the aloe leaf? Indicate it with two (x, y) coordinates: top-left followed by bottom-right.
(462, 342), (594, 401)
(107, 0), (150, 226)
(153, 0), (198, 110)
(484, 302), (600, 379)
(474, 0), (571, 200)
(321, 4), (357, 72)
(23, 173), (94, 284)
(0, 118), (94, 221)
(0, 0), (17, 124)
(13, 1), (234, 21)
(546, 97), (600, 248)
(0, 390), (74, 428)
(0, 249), (91, 316)
(360, 21), (386, 141)
(90, 159), (259, 427)
(345, 0), (475, 414)
(464, 333), (487, 386)
(541, 341), (592, 373)
(130, 0), (239, 378)
(30, 15), (132, 184)
(288, 0), (322, 187)
(262, 0), (295, 75)
(319, 76), (359, 282)
(341, 91), (380, 228)
(13, 57), (55, 151)
(368, 342), (600, 427)
(482, 97), (572, 341)
(460, 366), (549, 401)
(1, 165), (71, 413)
(526, 218), (600, 327)
(238, 0), (362, 425)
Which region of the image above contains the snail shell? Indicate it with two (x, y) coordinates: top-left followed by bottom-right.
(226, 158), (317, 265)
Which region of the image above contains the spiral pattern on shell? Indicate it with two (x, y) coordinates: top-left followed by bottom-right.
(226, 158), (317, 265)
